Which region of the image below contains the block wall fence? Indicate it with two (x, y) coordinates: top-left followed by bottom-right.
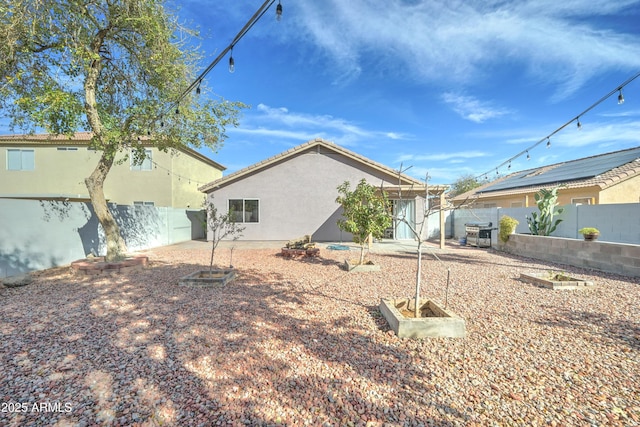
(500, 234), (640, 277)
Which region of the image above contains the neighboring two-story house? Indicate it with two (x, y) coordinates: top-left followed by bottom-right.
(0, 132), (225, 208)
(451, 146), (640, 208)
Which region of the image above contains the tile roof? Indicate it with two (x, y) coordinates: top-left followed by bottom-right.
(198, 138), (448, 193)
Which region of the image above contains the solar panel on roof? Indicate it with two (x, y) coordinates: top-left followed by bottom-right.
(481, 147), (640, 193)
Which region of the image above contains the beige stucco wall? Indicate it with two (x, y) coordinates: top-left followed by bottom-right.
(170, 150), (222, 208)
(599, 175), (640, 204)
(1, 144), (221, 208)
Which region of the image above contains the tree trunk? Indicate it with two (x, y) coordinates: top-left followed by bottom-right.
(82, 28), (127, 261)
(85, 152), (127, 261)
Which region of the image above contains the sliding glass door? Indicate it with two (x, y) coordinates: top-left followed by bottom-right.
(393, 199), (415, 240)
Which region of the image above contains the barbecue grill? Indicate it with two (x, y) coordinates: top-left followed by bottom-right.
(464, 222), (493, 248)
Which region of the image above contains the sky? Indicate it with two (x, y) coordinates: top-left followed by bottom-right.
(174, 0), (640, 185)
(4, 0), (640, 185)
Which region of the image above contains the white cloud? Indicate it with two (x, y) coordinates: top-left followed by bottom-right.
(550, 120), (640, 148)
(395, 151), (489, 164)
(232, 103), (411, 146)
(290, 0), (640, 99)
(441, 93), (512, 123)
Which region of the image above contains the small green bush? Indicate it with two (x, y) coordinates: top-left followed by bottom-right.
(499, 215), (519, 243)
(578, 227), (599, 235)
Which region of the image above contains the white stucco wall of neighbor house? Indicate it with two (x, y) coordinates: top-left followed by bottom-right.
(206, 147), (412, 241)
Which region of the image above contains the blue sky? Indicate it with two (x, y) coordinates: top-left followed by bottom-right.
(178, 0), (640, 185)
(3, 1), (640, 185)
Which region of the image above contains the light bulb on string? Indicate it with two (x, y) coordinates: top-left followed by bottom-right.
(507, 161), (511, 170)
(546, 137), (551, 148)
(276, 1), (282, 21)
(196, 83), (201, 95)
(576, 118), (582, 130)
(229, 48), (235, 73)
(618, 88), (625, 104)
(526, 150), (530, 160)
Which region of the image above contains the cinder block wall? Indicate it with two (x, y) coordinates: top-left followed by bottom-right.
(501, 234), (640, 277)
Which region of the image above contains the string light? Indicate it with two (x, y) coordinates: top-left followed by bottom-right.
(276, 1), (283, 21)
(149, 160), (208, 187)
(228, 47), (235, 73)
(473, 70), (640, 181)
(155, 0), (282, 126)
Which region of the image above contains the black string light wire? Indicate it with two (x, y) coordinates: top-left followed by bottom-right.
(162, 0), (281, 120)
(475, 70), (640, 180)
(127, 2), (283, 188)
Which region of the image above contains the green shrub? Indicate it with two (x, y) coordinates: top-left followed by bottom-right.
(578, 227), (599, 235)
(336, 179), (392, 265)
(499, 215), (519, 243)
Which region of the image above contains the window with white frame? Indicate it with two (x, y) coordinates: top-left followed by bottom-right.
(133, 201), (155, 207)
(56, 147), (78, 151)
(7, 149), (34, 171)
(229, 199), (259, 223)
(571, 197), (592, 205)
(130, 149), (153, 171)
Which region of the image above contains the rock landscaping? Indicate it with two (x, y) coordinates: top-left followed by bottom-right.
(0, 243), (638, 426)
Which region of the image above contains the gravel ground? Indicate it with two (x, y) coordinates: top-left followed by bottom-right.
(1, 242), (638, 426)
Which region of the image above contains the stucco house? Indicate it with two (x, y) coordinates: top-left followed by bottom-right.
(451, 146), (640, 208)
(0, 132), (225, 208)
(199, 138), (449, 244)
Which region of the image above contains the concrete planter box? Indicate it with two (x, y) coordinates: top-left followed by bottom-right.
(179, 269), (236, 287)
(379, 298), (466, 339)
(344, 259), (380, 272)
(520, 272), (594, 290)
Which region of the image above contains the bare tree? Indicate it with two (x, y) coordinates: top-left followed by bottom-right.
(391, 166), (450, 317)
(206, 200), (245, 275)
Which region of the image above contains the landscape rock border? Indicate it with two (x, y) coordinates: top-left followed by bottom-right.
(520, 271), (595, 290)
(1, 273), (33, 288)
(70, 254), (149, 276)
